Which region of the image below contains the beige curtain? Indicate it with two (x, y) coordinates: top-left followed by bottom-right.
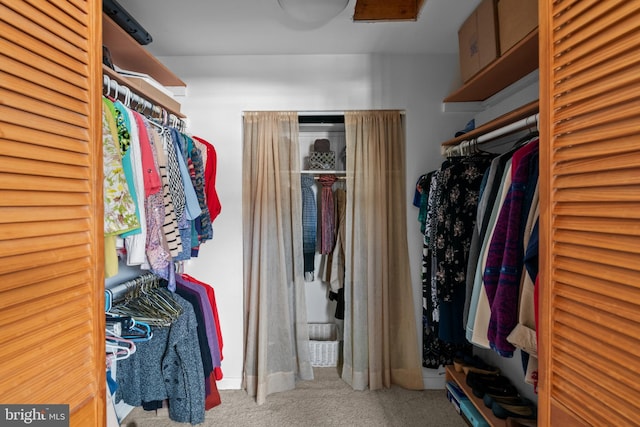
(341, 110), (424, 391)
(242, 111), (313, 405)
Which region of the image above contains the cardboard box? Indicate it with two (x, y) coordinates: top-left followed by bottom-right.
(498, 0), (538, 55)
(458, 0), (499, 82)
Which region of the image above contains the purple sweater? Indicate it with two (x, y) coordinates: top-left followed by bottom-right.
(483, 139), (539, 356)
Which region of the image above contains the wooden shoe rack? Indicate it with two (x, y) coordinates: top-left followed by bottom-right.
(445, 365), (507, 427)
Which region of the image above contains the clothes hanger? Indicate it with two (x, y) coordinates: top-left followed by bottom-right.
(513, 128), (539, 149)
(105, 330), (137, 361)
(103, 75), (111, 97)
(108, 274), (182, 327)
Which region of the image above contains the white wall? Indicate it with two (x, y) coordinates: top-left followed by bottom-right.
(159, 53), (466, 389)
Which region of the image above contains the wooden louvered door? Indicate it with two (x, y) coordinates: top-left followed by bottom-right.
(0, 1), (105, 426)
(538, 1), (640, 426)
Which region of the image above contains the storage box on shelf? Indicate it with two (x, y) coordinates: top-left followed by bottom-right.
(445, 28), (538, 103)
(457, 0), (499, 83)
(498, 0), (538, 55)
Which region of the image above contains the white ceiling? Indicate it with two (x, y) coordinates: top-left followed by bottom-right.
(116, 0), (482, 57)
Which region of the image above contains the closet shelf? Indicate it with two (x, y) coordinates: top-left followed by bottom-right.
(444, 29), (539, 103)
(445, 366), (507, 427)
(103, 66), (186, 119)
(102, 13), (186, 88)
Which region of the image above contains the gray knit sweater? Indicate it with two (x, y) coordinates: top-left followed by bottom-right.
(115, 293), (205, 424)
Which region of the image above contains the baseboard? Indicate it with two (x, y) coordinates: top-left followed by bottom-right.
(216, 377), (243, 390)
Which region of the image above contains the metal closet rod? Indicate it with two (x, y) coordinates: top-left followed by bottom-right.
(102, 73), (186, 129)
(442, 113), (538, 156)
(440, 100), (539, 151)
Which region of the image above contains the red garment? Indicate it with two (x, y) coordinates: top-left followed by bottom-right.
(132, 112), (162, 196)
(533, 274), (539, 394)
(192, 136), (221, 223)
(181, 273), (223, 381)
(205, 372), (221, 410)
(534, 274), (539, 348)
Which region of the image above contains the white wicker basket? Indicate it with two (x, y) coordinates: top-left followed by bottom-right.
(308, 323), (339, 367)
(308, 323), (337, 341)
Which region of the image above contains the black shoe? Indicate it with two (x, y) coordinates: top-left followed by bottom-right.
(492, 399), (537, 420)
(453, 353), (500, 375)
(466, 372), (517, 399)
(483, 393), (526, 409)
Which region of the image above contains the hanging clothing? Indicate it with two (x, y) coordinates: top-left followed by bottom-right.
(483, 139), (539, 356)
(150, 127), (183, 258)
(115, 293), (205, 425)
(301, 174), (317, 280)
(421, 155), (493, 368)
(133, 112), (171, 275)
(102, 98), (139, 278)
(467, 158), (513, 348)
(325, 187), (346, 319)
(318, 174), (337, 254)
(192, 136), (222, 223)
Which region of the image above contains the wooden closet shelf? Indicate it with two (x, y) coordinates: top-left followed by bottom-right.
(102, 13), (186, 88)
(444, 29), (539, 103)
(445, 366), (508, 427)
(440, 100), (538, 148)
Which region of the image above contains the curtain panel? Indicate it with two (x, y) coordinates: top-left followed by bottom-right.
(242, 111), (313, 405)
(342, 110), (423, 391)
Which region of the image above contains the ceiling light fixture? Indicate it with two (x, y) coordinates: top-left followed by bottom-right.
(277, 0), (350, 26)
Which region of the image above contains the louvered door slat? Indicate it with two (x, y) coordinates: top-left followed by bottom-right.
(1, 122), (88, 152)
(0, 270), (88, 310)
(0, 0), (103, 425)
(540, 0), (640, 425)
(555, 230), (640, 252)
(555, 216), (640, 236)
(555, 151), (640, 174)
(0, 38), (87, 94)
(555, 186), (640, 202)
(555, 100), (640, 135)
(553, 3), (640, 69)
(0, 233), (90, 260)
(0, 219), (89, 241)
(1, 106), (89, 142)
(555, 242), (639, 270)
(0, 155), (89, 179)
(555, 255), (639, 287)
(2, 71), (88, 116)
(2, 4), (87, 62)
(555, 202), (640, 218)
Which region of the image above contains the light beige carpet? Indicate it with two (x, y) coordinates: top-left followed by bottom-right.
(120, 367), (468, 427)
